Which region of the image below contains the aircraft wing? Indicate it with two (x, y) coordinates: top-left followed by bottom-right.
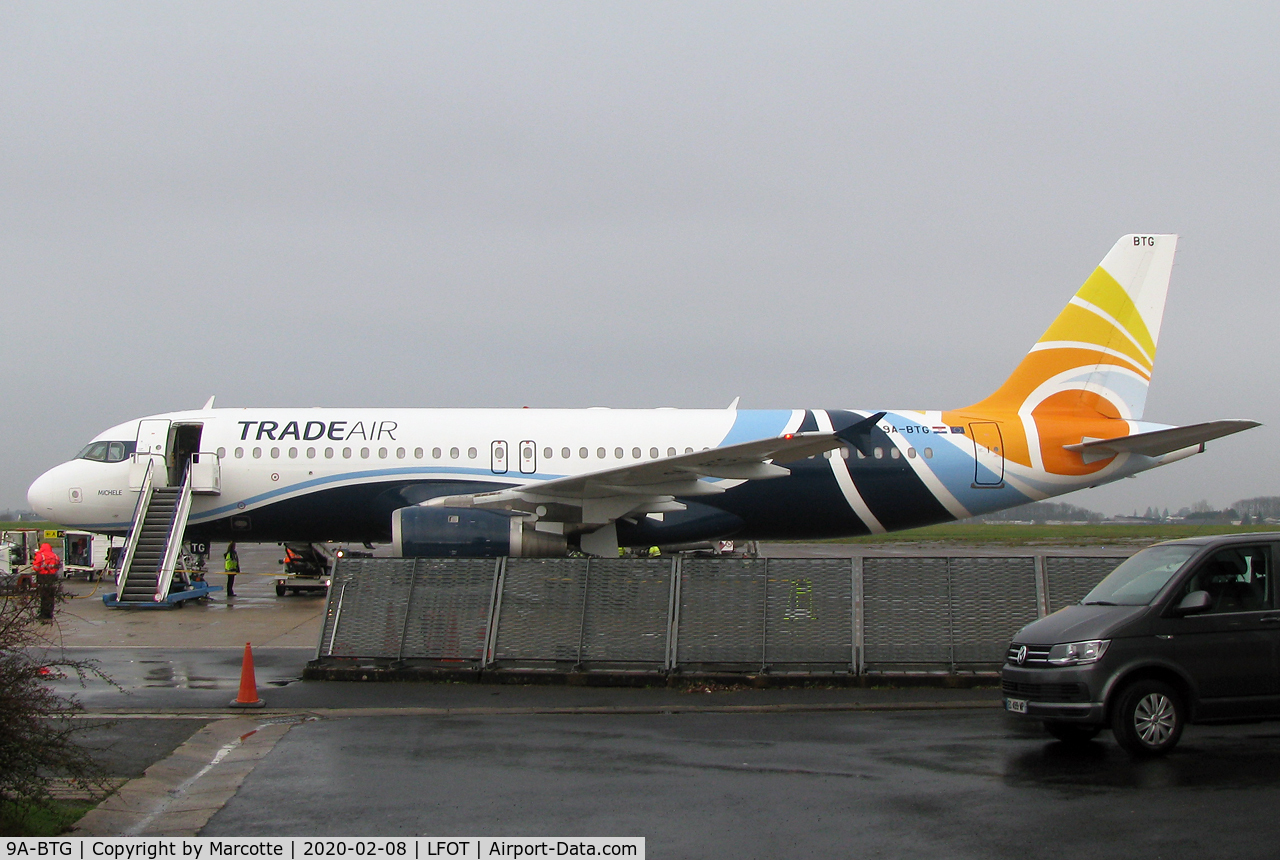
(427, 412), (886, 525)
(1063, 419), (1260, 458)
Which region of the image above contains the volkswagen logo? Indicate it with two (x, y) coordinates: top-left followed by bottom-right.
(1015, 645), (1027, 666)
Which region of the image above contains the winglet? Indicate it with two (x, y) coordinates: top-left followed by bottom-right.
(202, 395), (216, 410)
(727, 397), (740, 410)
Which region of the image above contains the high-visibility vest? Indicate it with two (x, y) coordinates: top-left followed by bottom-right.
(34, 550), (61, 576)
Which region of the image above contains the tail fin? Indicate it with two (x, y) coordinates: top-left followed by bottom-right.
(963, 234), (1177, 421)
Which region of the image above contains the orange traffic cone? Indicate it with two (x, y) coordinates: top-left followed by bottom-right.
(230, 642), (265, 708)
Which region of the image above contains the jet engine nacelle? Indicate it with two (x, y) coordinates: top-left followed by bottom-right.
(391, 506), (568, 558)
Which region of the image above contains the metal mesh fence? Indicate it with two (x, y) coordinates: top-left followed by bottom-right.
(676, 559), (769, 667)
(862, 557), (950, 666)
(763, 558), (853, 667)
(315, 552), (1137, 674)
(400, 559), (497, 662)
(578, 558), (673, 667)
(949, 557), (1038, 664)
(1045, 556), (1129, 614)
(491, 558), (589, 663)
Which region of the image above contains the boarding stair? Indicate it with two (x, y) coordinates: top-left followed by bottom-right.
(105, 458), (216, 608)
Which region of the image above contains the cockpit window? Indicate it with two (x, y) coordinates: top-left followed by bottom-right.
(77, 441), (137, 462)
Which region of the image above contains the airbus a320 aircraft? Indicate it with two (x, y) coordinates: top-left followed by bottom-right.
(28, 235), (1258, 558)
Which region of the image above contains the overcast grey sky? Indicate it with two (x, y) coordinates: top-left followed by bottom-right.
(2, 2), (1276, 516)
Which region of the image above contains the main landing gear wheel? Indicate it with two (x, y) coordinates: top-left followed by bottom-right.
(1111, 679), (1185, 756)
(1044, 722), (1102, 744)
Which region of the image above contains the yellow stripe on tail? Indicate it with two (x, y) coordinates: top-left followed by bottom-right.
(946, 234), (1178, 475)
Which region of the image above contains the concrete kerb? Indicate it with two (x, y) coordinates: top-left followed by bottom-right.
(73, 715), (307, 837)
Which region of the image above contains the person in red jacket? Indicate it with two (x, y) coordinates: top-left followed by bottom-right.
(32, 542), (62, 622)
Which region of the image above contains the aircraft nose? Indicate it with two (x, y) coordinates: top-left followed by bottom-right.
(28, 465), (68, 520)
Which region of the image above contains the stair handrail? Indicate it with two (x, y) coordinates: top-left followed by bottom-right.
(154, 462), (195, 601)
(115, 456), (156, 598)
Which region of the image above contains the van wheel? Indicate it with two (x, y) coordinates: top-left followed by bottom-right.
(1111, 680), (1184, 756)
(1044, 722), (1101, 744)
(275, 582), (286, 596)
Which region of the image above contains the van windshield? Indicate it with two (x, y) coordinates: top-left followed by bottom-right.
(1081, 545), (1199, 606)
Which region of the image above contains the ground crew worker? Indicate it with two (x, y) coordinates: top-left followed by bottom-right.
(224, 542), (240, 597)
(32, 542), (62, 622)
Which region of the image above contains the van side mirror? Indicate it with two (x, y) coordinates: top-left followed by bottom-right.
(1174, 590), (1212, 616)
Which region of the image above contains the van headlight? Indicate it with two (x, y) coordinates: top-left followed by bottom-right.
(1047, 639), (1110, 666)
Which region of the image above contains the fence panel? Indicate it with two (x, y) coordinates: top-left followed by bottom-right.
(399, 558), (497, 662)
(861, 557), (950, 667)
(676, 558), (768, 666)
(1045, 556), (1130, 614)
(492, 558), (589, 663)
(321, 558), (417, 659)
(579, 558), (673, 667)
(949, 557), (1038, 664)
(315, 552), (1141, 673)
(763, 558), (853, 667)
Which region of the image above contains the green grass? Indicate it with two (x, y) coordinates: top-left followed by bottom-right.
(0, 522), (64, 533)
(0, 799), (96, 836)
(823, 522), (1278, 546)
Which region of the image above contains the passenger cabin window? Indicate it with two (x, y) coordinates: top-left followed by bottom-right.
(235, 447), (244, 459)
(325, 448), (334, 459)
(544, 447), (553, 459)
(396, 447), (405, 459)
(615, 447), (624, 459)
(650, 447), (659, 458)
(343, 447), (352, 459)
(414, 448), (423, 459)
(271, 447), (280, 459)
(361, 448), (370, 459)
(306, 447), (316, 459)
(580, 448), (588, 459)
(253, 448), (262, 459)
(924, 448), (933, 459)
(217, 447), (226, 459)
(668, 447), (676, 457)
(379, 447), (388, 459)
(468, 447), (477, 459)
(597, 447), (606, 459)
(562, 447), (571, 459)
(450, 448), (459, 459)
(1175, 546), (1272, 613)
(288, 447), (298, 459)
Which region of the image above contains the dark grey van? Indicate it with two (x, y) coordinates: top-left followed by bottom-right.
(1002, 532), (1280, 756)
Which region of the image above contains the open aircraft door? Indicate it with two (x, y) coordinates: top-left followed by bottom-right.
(129, 419), (170, 490)
(969, 422), (1005, 487)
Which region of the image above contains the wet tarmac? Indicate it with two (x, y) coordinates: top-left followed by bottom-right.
(35, 542), (1280, 853)
(197, 709), (1280, 857)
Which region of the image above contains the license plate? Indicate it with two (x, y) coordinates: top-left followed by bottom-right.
(1005, 698), (1028, 714)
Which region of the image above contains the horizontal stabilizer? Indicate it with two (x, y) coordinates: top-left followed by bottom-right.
(1063, 420), (1260, 459)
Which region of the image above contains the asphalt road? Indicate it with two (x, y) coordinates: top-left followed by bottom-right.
(40, 541), (1280, 855)
(197, 708), (1280, 858)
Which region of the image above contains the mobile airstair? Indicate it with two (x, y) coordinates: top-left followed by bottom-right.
(104, 458), (216, 608)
